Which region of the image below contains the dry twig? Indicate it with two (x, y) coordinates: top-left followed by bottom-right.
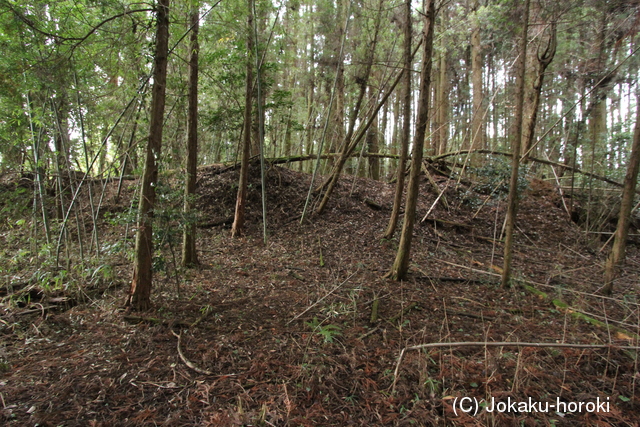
(286, 272), (357, 325)
(171, 329), (238, 377)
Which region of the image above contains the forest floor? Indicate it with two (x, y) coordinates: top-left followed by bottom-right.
(1, 162), (640, 426)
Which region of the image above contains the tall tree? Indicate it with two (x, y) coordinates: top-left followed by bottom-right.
(127, 0), (170, 310)
(603, 98), (640, 295)
(182, 5), (200, 267)
(470, 0), (485, 152)
(383, 0), (412, 239)
(433, 5), (450, 157)
(231, 0), (254, 238)
(501, 0), (530, 288)
(389, 0), (436, 280)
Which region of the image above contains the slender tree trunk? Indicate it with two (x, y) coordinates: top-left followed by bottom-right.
(117, 100), (144, 200)
(501, 0), (530, 288)
(459, 44), (471, 150)
(182, 8), (199, 267)
(391, 92), (401, 160)
(384, 0), (412, 239)
(127, 0), (169, 310)
(470, 0), (485, 152)
(389, 0), (436, 280)
(437, 44), (449, 155)
(366, 115), (380, 179)
(231, 0), (254, 237)
(488, 53), (498, 149)
(432, 56), (441, 155)
(380, 91), (389, 178)
(52, 96), (71, 221)
(603, 99), (640, 295)
(251, 5), (267, 158)
(304, 21), (316, 173)
(26, 92), (52, 245)
(521, 22), (557, 160)
(326, 0), (346, 170)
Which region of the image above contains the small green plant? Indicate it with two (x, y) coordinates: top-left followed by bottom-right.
(423, 378), (441, 396)
(85, 263), (115, 288)
(305, 317), (342, 343)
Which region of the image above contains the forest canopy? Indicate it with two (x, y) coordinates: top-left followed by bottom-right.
(0, 0), (637, 177)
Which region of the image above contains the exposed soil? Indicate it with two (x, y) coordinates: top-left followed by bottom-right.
(1, 163), (639, 426)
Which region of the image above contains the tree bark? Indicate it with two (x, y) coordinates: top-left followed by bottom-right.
(325, 0), (346, 170)
(383, 0), (412, 239)
(231, 0), (254, 238)
(366, 117), (380, 180)
(470, 0), (485, 152)
(501, 0), (530, 288)
(127, 0), (169, 310)
(182, 8), (199, 267)
(603, 99), (640, 295)
(304, 21), (316, 173)
(435, 16), (449, 157)
(389, 0), (436, 280)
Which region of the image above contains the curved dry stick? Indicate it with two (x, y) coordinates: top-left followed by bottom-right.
(171, 329), (238, 378)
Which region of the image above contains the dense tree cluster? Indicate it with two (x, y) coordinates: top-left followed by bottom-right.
(1, 0), (638, 306)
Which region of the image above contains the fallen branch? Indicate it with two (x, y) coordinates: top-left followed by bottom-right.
(15, 304), (54, 317)
(422, 162), (449, 211)
(199, 152), (400, 171)
(171, 330), (237, 377)
(473, 235), (503, 244)
(287, 272), (357, 325)
(392, 341), (640, 393)
(364, 198), (383, 210)
(430, 149), (637, 193)
(358, 327), (380, 340)
(435, 258), (640, 308)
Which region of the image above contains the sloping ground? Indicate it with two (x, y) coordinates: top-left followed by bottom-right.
(1, 164), (639, 426)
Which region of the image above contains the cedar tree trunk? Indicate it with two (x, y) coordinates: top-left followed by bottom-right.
(383, 0), (412, 239)
(389, 0), (436, 280)
(501, 0), (530, 288)
(127, 0), (169, 310)
(231, 0), (254, 238)
(182, 8), (199, 267)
